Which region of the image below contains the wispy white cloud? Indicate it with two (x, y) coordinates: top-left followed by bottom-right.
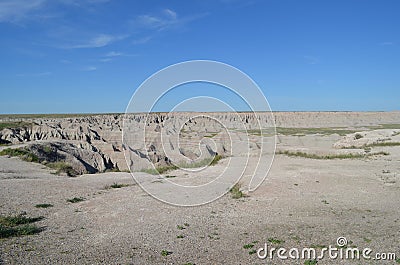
(99, 51), (122, 62)
(132, 36), (152, 45)
(0, 0), (112, 23)
(58, 0), (112, 7)
(104, 51), (122, 57)
(137, 15), (170, 30)
(82, 66), (97, 71)
(99, 58), (112, 62)
(100, 50), (138, 62)
(66, 34), (127, 49)
(164, 8), (177, 20)
(136, 8), (191, 31)
(380, 41), (394, 46)
(0, 0), (46, 22)
(128, 9), (208, 48)
(16, 71), (51, 77)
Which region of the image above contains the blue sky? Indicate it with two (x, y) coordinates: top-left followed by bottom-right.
(0, 0), (399, 113)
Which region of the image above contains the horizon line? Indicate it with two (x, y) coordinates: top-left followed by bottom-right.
(0, 110), (399, 118)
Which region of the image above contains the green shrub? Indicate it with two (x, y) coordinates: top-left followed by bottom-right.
(0, 224), (42, 238)
(35, 203), (53, 208)
(161, 250), (172, 256)
(230, 183), (244, 199)
(141, 155), (223, 175)
(0, 215), (43, 226)
(42, 145), (53, 155)
(0, 148), (39, 162)
(267, 237), (285, 244)
(354, 133), (363, 139)
(0, 148), (81, 176)
(0, 121), (32, 130)
(47, 162), (78, 177)
(141, 165), (178, 175)
(177, 225), (185, 230)
(243, 244), (254, 249)
(365, 142), (400, 147)
(210, 154), (222, 166)
(105, 183), (130, 189)
(0, 214), (43, 239)
(67, 197), (85, 203)
(276, 150), (389, 159)
(204, 133), (218, 138)
(304, 260), (318, 265)
(276, 127), (358, 136)
(179, 154), (223, 168)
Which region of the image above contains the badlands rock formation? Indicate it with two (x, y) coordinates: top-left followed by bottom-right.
(0, 115), (124, 174)
(0, 112), (399, 175)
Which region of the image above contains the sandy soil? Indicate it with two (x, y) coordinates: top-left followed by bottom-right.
(1, 126), (400, 264)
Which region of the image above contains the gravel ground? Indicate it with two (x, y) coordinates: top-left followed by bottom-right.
(0, 133), (400, 264)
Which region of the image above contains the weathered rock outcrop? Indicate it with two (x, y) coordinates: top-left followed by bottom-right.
(333, 129), (400, 149)
(1, 112), (399, 174)
(0, 115), (126, 174)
